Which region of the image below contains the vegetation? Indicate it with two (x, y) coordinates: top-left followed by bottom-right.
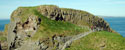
(15, 7), (89, 40)
(0, 36), (7, 42)
(10, 5), (125, 50)
(0, 32), (7, 42)
(65, 31), (125, 50)
(31, 9), (89, 40)
(12, 6), (38, 22)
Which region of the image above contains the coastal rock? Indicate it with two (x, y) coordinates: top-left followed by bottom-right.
(8, 15), (41, 50)
(7, 5), (114, 50)
(38, 5), (112, 32)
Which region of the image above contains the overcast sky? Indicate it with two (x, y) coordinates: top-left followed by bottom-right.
(0, 0), (125, 19)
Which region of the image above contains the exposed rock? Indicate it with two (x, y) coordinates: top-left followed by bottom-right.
(38, 5), (112, 32)
(37, 34), (72, 50)
(8, 15), (41, 50)
(7, 5), (114, 50)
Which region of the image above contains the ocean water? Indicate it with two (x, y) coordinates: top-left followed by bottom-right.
(0, 17), (125, 37)
(103, 17), (125, 37)
(0, 19), (10, 31)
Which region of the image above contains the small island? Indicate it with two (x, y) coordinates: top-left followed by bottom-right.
(0, 5), (125, 50)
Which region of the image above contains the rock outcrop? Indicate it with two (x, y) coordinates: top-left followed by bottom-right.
(38, 5), (112, 32)
(7, 5), (113, 50)
(8, 15), (41, 50)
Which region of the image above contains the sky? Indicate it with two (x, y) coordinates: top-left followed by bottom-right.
(0, 0), (125, 19)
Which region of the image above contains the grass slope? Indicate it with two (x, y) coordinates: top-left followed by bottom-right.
(31, 9), (89, 40)
(65, 31), (125, 50)
(16, 7), (89, 40)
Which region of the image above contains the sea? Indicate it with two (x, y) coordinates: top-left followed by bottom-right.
(0, 17), (125, 37)
(103, 17), (125, 37)
(0, 19), (10, 31)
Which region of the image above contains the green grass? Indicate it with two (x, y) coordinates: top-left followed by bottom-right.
(0, 36), (7, 42)
(14, 7), (89, 40)
(10, 6), (125, 50)
(65, 31), (125, 50)
(12, 6), (38, 22)
(8, 5), (125, 50)
(31, 10), (89, 40)
(0, 32), (7, 42)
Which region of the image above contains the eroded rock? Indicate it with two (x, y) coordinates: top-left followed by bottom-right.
(38, 5), (112, 32)
(8, 15), (41, 50)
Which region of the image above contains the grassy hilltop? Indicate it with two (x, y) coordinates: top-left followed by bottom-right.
(1, 5), (125, 50)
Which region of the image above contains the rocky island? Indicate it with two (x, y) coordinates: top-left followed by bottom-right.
(0, 5), (125, 50)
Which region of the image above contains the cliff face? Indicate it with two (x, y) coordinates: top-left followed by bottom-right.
(38, 5), (112, 32)
(8, 15), (41, 50)
(7, 5), (114, 50)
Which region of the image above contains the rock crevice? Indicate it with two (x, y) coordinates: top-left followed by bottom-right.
(8, 15), (41, 50)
